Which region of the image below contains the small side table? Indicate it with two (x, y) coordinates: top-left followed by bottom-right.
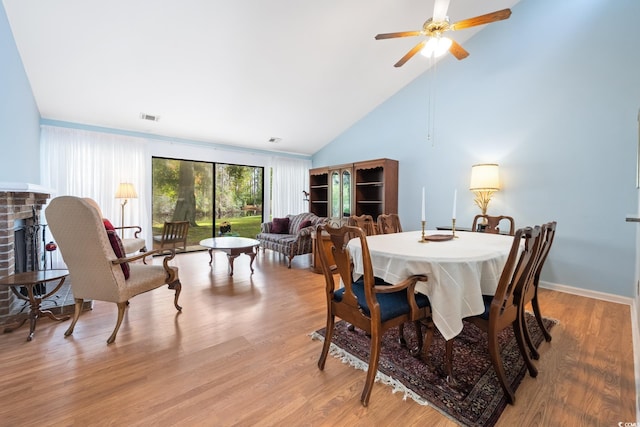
(0, 269), (70, 341)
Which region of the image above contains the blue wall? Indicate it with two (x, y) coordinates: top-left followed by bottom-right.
(313, 0), (640, 297)
(0, 3), (40, 183)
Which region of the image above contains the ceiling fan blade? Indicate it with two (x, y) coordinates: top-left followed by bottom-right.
(394, 40), (428, 68)
(448, 40), (469, 60)
(375, 31), (422, 40)
(450, 8), (512, 31)
(432, 0), (451, 22)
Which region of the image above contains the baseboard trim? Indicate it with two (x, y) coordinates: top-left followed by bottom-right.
(539, 280), (634, 306)
(631, 300), (640, 422)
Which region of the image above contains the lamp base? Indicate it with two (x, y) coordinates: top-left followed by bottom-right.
(473, 190), (495, 222)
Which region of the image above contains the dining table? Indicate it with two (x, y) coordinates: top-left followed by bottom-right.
(346, 230), (520, 341)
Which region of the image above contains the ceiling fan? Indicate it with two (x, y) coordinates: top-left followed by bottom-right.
(375, 0), (512, 67)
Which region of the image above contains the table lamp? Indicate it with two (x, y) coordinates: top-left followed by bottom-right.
(115, 182), (138, 235)
(469, 164), (500, 217)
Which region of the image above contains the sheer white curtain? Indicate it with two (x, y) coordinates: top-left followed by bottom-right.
(40, 126), (149, 267)
(271, 157), (311, 217)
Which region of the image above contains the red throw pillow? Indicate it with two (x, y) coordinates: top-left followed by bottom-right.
(103, 219), (130, 279)
(271, 217), (290, 234)
(298, 219), (312, 231)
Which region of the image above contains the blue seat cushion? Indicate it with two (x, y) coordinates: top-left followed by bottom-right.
(478, 294), (493, 320)
(334, 276), (430, 322)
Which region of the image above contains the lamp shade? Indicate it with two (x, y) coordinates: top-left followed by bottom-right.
(115, 182), (138, 199)
(469, 164), (500, 191)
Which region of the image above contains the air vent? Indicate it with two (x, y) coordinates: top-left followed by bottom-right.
(268, 137), (281, 143)
(139, 113), (160, 122)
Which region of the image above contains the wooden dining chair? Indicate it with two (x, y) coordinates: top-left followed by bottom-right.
(348, 214), (377, 236)
(472, 214), (515, 235)
(377, 213), (403, 234)
(443, 226), (542, 404)
(518, 221), (557, 359)
(153, 221), (190, 251)
(315, 223), (433, 406)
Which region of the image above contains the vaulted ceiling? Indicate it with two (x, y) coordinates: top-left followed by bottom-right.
(3, 0), (520, 155)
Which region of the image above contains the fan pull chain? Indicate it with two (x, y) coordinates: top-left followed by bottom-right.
(427, 57), (438, 146)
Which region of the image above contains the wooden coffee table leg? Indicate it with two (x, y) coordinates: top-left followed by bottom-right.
(246, 248), (257, 274)
(226, 254), (240, 276)
(208, 249), (214, 265)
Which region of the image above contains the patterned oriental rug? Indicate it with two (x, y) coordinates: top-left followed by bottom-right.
(311, 313), (556, 427)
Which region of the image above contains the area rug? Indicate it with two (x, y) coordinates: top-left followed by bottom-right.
(310, 313), (556, 427)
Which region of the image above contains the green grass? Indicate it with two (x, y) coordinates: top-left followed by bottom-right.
(152, 215), (263, 246)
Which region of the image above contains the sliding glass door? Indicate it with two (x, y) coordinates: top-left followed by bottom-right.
(152, 157), (263, 251)
(215, 163), (263, 238)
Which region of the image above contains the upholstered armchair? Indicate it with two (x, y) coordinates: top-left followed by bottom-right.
(256, 212), (328, 268)
(46, 196), (182, 344)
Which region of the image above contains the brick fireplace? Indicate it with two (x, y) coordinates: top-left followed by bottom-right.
(0, 185), (51, 322)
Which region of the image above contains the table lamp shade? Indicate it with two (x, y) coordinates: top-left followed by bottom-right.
(469, 164), (500, 191)
(115, 183), (138, 199)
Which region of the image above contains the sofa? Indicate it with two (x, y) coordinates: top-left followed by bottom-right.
(256, 212), (328, 268)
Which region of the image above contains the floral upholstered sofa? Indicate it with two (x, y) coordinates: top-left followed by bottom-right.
(256, 212), (328, 268)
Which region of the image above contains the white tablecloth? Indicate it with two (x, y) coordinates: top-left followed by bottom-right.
(346, 230), (518, 341)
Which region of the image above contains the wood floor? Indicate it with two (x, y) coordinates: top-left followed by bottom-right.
(0, 250), (635, 426)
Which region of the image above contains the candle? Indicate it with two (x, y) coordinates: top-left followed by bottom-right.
(452, 189), (457, 219)
(421, 187), (425, 221)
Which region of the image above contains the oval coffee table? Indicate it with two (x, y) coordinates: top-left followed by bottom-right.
(199, 237), (260, 276)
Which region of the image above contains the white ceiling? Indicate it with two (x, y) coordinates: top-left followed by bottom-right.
(3, 0), (520, 156)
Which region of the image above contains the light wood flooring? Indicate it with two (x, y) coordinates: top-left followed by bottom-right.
(0, 250), (635, 426)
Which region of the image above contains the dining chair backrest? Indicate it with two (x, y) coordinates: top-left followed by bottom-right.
(472, 214), (515, 236)
(493, 226), (542, 323)
(377, 213), (403, 234)
(453, 225), (542, 405)
(518, 221), (558, 352)
(155, 221), (190, 250)
(533, 221), (557, 287)
(348, 214), (377, 236)
(314, 222), (432, 406)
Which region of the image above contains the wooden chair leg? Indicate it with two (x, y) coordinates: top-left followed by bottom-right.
(488, 331), (516, 405)
(107, 302), (128, 344)
(64, 298), (84, 337)
(444, 339), (455, 384)
(513, 315), (538, 378)
(420, 321), (434, 363)
(318, 314), (335, 370)
(361, 329), (382, 407)
(521, 305), (540, 360)
(398, 323), (407, 347)
(169, 279), (182, 311)
(413, 320), (424, 355)
(532, 291), (552, 342)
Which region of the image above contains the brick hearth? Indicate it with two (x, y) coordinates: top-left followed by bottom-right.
(0, 187), (51, 321)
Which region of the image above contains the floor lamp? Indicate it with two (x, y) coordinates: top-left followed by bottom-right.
(115, 183), (138, 236)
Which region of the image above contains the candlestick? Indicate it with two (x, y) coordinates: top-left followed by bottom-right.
(419, 220), (427, 242)
(421, 187), (425, 221)
(452, 218), (458, 238)
(452, 189), (457, 220)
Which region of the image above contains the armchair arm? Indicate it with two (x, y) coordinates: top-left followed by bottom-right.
(373, 274), (428, 294)
(374, 274), (429, 318)
(260, 222), (273, 233)
(111, 248), (178, 283)
(114, 225), (143, 238)
(297, 225), (315, 238)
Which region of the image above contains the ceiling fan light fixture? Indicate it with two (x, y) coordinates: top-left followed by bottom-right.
(420, 36), (452, 58)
